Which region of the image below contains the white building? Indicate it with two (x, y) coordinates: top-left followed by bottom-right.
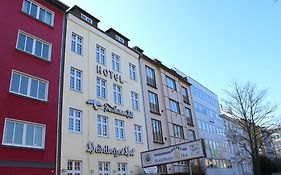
(221, 111), (253, 175)
(187, 77), (234, 175)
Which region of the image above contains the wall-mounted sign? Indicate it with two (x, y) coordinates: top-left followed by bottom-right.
(86, 99), (133, 118)
(86, 141), (135, 157)
(97, 65), (123, 84)
(141, 139), (206, 167)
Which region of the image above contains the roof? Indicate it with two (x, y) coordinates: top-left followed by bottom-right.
(68, 5), (100, 23)
(106, 28), (130, 41)
(139, 53), (191, 86)
(45, 0), (69, 11)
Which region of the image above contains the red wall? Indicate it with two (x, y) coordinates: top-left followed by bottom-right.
(0, 0), (65, 174)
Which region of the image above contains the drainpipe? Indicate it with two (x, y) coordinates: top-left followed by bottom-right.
(56, 12), (67, 175)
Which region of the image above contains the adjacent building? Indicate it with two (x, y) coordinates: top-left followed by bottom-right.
(0, 0), (68, 175)
(60, 6), (147, 175)
(222, 111), (253, 175)
(134, 49), (198, 174)
(269, 125), (281, 158)
(187, 77), (234, 175)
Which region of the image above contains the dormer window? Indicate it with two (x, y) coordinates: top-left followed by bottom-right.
(115, 35), (124, 44)
(81, 13), (92, 24)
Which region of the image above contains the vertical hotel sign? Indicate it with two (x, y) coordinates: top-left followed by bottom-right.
(141, 139), (206, 167)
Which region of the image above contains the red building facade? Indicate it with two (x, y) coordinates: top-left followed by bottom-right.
(0, 0), (67, 174)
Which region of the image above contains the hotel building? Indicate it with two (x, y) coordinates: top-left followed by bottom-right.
(134, 48), (198, 174)
(60, 6), (147, 175)
(0, 0), (68, 175)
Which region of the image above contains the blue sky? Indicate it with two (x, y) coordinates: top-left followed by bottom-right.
(62, 0), (281, 116)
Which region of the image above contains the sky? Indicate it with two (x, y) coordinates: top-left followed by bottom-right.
(61, 0), (281, 117)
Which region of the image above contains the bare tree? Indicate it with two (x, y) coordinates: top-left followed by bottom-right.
(222, 81), (278, 175)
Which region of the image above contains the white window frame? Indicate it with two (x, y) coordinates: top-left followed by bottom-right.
(98, 162), (110, 175)
(131, 91), (139, 111)
(134, 124), (142, 143)
(96, 45), (106, 65)
(9, 70), (48, 101)
(2, 118), (45, 149)
(71, 32), (83, 55)
(68, 108), (82, 133)
(70, 67), (82, 92)
(115, 119), (125, 140)
(22, 0), (54, 26)
(112, 53), (120, 72)
(129, 63), (136, 80)
(117, 162), (127, 175)
(96, 77), (107, 99)
(115, 35), (125, 44)
(81, 13), (92, 24)
(97, 115), (108, 137)
(113, 84), (122, 105)
(67, 160), (82, 175)
(16, 30), (52, 61)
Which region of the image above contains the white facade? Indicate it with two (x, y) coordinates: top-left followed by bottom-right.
(61, 7), (147, 175)
(222, 111), (253, 175)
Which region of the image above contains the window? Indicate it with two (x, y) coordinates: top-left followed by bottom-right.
(16, 31), (51, 61)
(96, 45), (105, 65)
(81, 13), (92, 24)
(22, 0), (54, 26)
(166, 76), (176, 90)
(188, 129), (196, 141)
(10, 71), (48, 101)
(98, 162), (110, 175)
(67, 160), (82, 175)
(173, 124), (184, 139)
(169, 99), (180, 114)
(115, 119), (124, 140)
(134, 125), (142, 143)
(112, 53), (120, 72)
(184, 107), (193, 125)
(115, 35), (125, 44)
(68, 108), (82, 133)
(2, 119), (45, 149)
(145, 66), (156, 87)
(129, 63), (136, 80)
(71, 33), (83, 55)
(97, 115), (108, 137)
(117, 163), (127, 175)
(181, 86), (190, 104)
(97, 78), (107, 99)
(113, 84), (122, 104)
(70, 67), (82, 92)
(152, 119), (163, 143)
(157, 165), (167, 174)
(131, 91), (139, 110)
(148, 91), (160, 114)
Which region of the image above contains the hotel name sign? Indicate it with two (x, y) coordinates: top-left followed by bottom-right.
(97, 65), (123, 84)
(86, 99), (133, 118)
(86, 141), (135, 157)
